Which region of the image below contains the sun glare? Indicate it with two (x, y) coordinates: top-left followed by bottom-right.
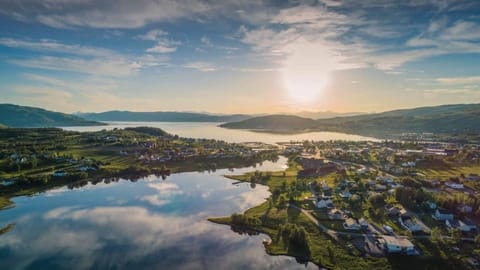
(281, 41), (333, 103)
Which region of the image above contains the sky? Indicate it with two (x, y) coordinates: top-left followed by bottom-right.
(1, 0), (480, 114)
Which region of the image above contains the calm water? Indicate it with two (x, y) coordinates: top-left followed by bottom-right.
(63, 121), (377, 143)
(0, 157), (318, 270)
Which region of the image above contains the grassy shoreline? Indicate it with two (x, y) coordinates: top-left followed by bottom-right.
(208, 157), (473, 270)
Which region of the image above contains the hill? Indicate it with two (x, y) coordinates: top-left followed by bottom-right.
(294, 110), (364, 119)
(221, 104), (480, 137)
(220, 115), (318, 132)
(80, 111), (251, 122)
(0, 104), (103, 128)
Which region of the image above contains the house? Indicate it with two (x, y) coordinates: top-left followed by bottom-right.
(374, 184), (387, 192)
(366, 179), (376, 186)
(339, 190), (352, 199)
(78, 166), (97, 172)
(446, 219), (477, 232)
(343, 218), (361, 230)
(52, 170), (67, 177)
(467, 257), (479, 267)
(466, 174), (480, 181)
(382, 235), (416, 254)
(457, 204), (473, 214)
(316, 198), (333, 209)
(358, 217), (369, 229)
(328, 208), (345, 220)
(385, 204), (402, 216)
(433, 209), (454, 221)
(399, 214), (422, 232)
(1, 179), (15, 186)
(426, 201), (437, 210)
(445, 181), (464, 189)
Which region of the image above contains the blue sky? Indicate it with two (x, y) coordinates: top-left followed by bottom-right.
(1, 0), (480, 114)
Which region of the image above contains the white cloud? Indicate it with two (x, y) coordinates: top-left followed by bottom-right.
(183, 61), (216, 72)
(146, 43), (177, 53)
(10, 56), (139, 77)
(440, 20), (480, 41)
(138, 29), (168, 41)
(0, 37), (115, 57)
(140, 195), (170, 206)
(436, 76), (480, 85)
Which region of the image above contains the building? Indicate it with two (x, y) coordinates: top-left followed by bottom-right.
(445, 181), (464, 189)
(52, 170), (67, 177)
(339, 190), (352, 199)
(382, 236), (416, 254)
(316, 198), (333, 209)
(328, 208), (345, 220)
(399, 214), (422, 232)
(433, 209), (454, 221)
(446, 219), (477, 232)
(457, 204), (473, 214)
(385, 204), (402, 216)
(343, 218), (361, 231)
(358, 217), (369, 229)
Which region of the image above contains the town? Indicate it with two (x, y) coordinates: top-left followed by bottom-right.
(0, 127), (277, 205)
(212, 136), (480, 269)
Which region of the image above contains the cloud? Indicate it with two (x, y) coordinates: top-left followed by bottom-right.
(138, 29), (168, 41)
(0, 0), (210, 29)
(435, 76), (480, 85)
(0, 0), (273, 29)
(0, 37), (115, 57)
(10, 56), (139, 77)
(140, 195), (170, 206)
(440, 20), (480, 41)
(183, 61), (216, 72)
(146, 42), (177, 53)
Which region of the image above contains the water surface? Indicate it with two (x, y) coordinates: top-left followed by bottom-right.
(0, 157), (318, 270)
(63, 121), (377, 143)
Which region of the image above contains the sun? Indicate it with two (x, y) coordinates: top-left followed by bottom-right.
(281, 40), (333, 104)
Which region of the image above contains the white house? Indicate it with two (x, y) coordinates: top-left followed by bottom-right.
(316, 199), (333, 209)
(445, 181), (464, 189)
(382, 236), (415, 254)
(433, 209), (454, 221)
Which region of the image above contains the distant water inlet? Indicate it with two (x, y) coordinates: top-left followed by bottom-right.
(62, 121), (378, 143)
(0, 157), (318, 269)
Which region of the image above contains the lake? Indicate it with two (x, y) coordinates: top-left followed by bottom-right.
(63, 121), (377, 143)
(0, 157), (318, 270)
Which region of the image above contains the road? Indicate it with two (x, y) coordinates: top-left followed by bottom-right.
(288, 204), (476, 256)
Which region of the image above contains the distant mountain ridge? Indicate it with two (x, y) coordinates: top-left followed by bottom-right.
(293, 111), (364, 119)
(80, 111), (252, 122)
(221, 103), (480, 137)
(0, 104), (103, 128)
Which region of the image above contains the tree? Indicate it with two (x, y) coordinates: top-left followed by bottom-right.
(430, 227), (442, 243)
(31, 156), (38, 169)
(451, 228), (462, 244)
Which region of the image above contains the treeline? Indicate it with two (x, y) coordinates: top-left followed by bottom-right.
(230, 213), (261, 227)
(276, 223), (310, 256)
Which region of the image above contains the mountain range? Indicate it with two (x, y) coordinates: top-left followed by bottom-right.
(220, 103), (480, 137)
(78, 111), (251, 123)
(0, 104), (102, 128)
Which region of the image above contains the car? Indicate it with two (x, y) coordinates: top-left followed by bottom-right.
(383, 224), (394, 234)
